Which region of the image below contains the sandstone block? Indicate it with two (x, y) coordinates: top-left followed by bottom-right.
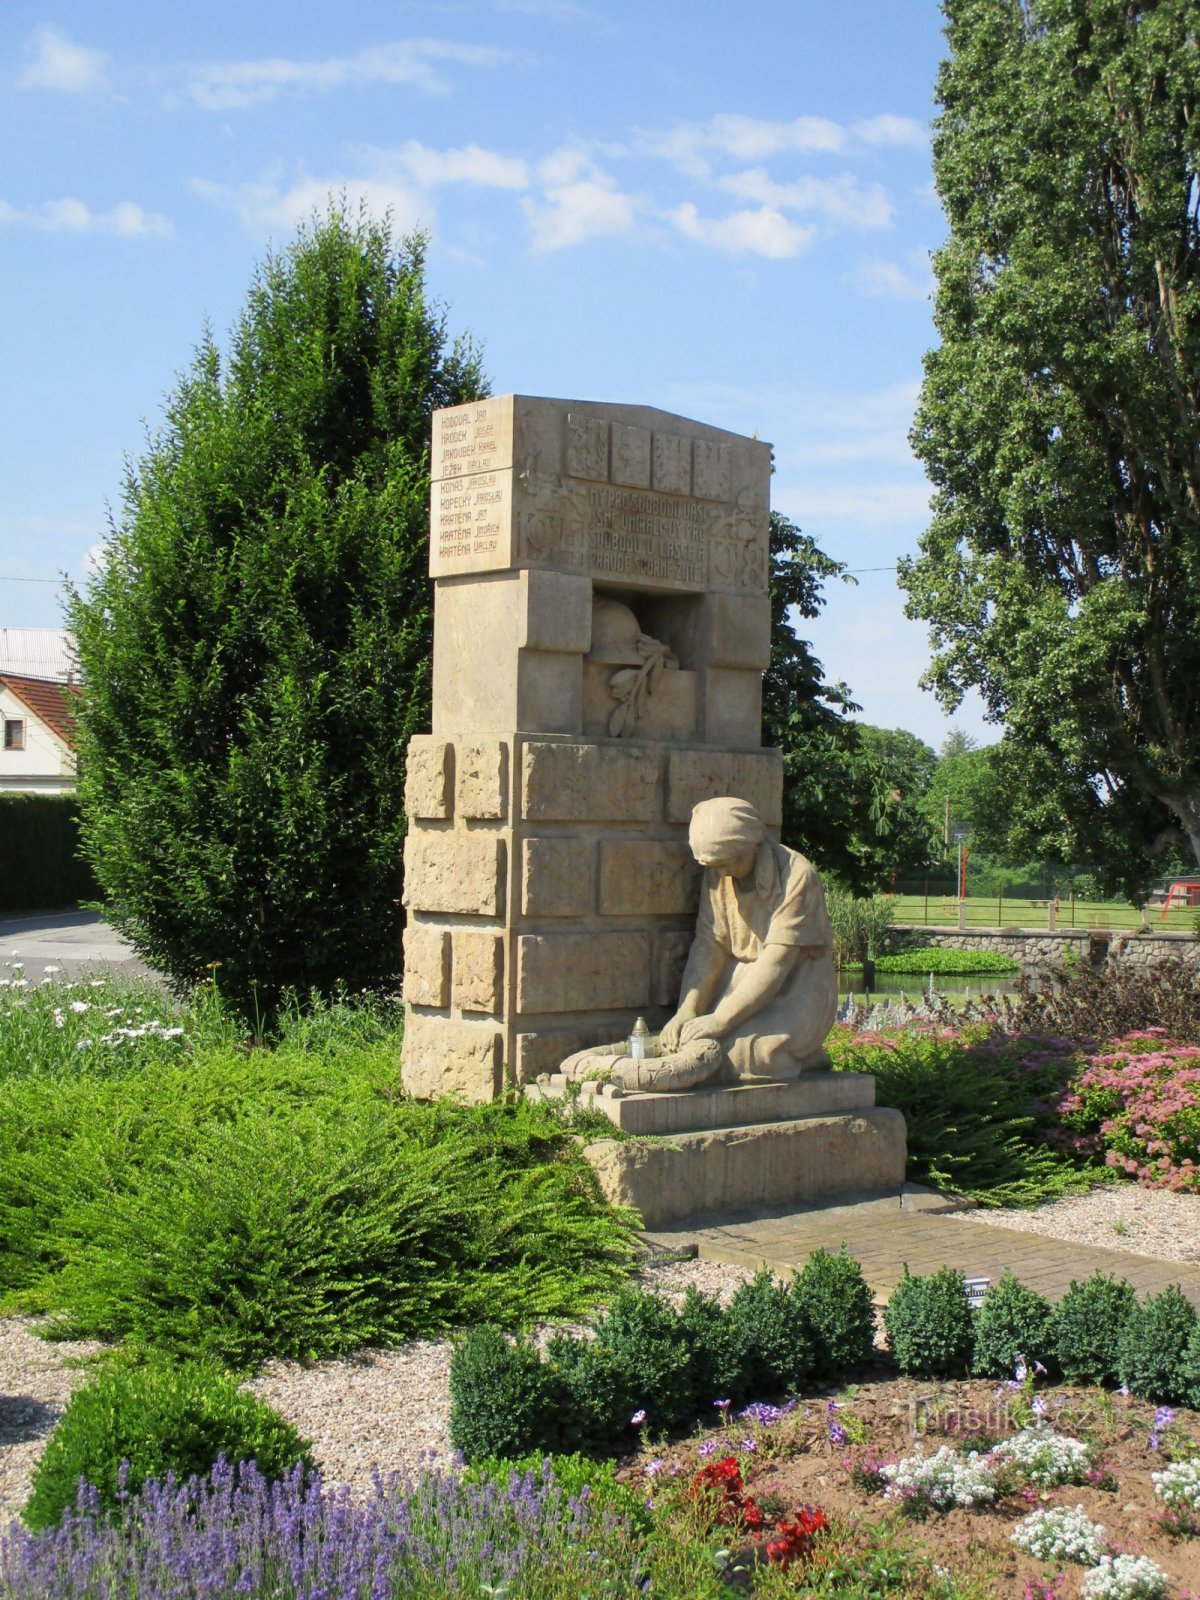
(519, 569), (594, 653)
(452, 930), (503, 1012)
(582, 1108), (906, 1226)
(456, 740), (507, 820)
(516, 931), (651, 1013)
(665, 748), (782, 828)
(653, 928), (693, 1006)
(402, 1013), (503, 1102)
(517, 650), (583, 736)
(405, 737), (452, 820)
(521, 836), (591, 918)
(404, 831), (505, 916)
(402, 924), (450, 1008)
(522, 741), (661, 823)
(704, 669), (764, 749)
(707, 592), (771, 669)
(515, 1029), (592, 1082)
(598, 841), (700, 916)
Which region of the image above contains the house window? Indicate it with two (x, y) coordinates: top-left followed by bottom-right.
(3, 719), (24, 751)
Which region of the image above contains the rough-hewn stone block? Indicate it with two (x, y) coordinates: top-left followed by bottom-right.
(401, 1014), (503, 1102)
(402, 924), (450, 1008)
(403, 831), (505, 916)
(521, 742), (661, 823)
(515, 1029), (591, 1082)
(456, 740), (507, 820)
(521, 836), (591, 917)
(405, 737), (452, 820)
(452, 929), (503, 1012)
(653, 928), (693, 1006)
(665, 749), (782, 827)
(519, 569), (594, 653)
(598, 841), (700, 916)
(516, 931), (651, 1013)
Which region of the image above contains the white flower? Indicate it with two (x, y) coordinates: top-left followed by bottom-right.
(1080, 1553), (1168, 1600)
(69, 1000), (89, 1014)
(880, 1446), (996, 1509)
(990, 1426), (1091, 1486)
(53, 1009), (64, 1029)
(75, 1039), (92, 1050)
(12, 979), (27, 990)
(1010, 1504), (1106, 1565)
(89, 979), (105, 988)
(1152, 1455), (1200, 1512)
(8, 961), (24, 971)
(42, 965), (61, 974)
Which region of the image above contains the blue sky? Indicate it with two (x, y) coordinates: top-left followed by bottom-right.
(0, 0), (992, 750)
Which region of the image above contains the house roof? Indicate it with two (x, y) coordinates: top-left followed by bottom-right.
(0, 674), (82, 747)
(0, 628), (74, 681)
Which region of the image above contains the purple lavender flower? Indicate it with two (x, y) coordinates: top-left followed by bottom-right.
(630, 1409), (647, 1427)
(739, 1438), (757, 1452)
(697, 1441), (717, 1457)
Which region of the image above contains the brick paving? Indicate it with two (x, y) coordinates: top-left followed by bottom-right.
(645, 1194), (1200, 1306)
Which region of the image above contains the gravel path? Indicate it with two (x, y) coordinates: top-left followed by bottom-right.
(6, 1190), (1200, 1523)
(945, 1185), (1200, 1266)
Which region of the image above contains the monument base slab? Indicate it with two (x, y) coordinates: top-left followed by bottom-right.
(582, 1109), (907, 1228)
(528, 1070), (876, 1135)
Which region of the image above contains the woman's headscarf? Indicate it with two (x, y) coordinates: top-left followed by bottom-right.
(688, 797), (766, 867)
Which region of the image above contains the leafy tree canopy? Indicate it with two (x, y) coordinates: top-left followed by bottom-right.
(765, 519), (936, 888)
(902, 0), (1200, 899)
(69, 205), (487, 1022)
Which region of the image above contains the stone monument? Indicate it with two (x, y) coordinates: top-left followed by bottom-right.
(401, 393), (905, 1223)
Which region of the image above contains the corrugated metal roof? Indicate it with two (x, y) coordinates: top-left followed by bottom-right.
(0, 629), (75, 682)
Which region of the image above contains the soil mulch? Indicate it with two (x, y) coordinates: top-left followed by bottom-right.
(621, 1373), (1200, 1597)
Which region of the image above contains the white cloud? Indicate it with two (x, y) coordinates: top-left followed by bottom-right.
(718, 168), (893, 229)
(192, 174), (427, 237)
(852, 255), (934, 300)
(373, 139), (530, 190)
(185, 39), (516, 110)
(667, 202), (813, 259)
(0, 196), (171, 236)
(642, 113), (845, 177)
(17, 25), (109, 93)
(852, 113), (928, 148)
(518, 148), (636, 250)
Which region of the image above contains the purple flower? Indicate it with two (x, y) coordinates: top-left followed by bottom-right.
(630, 1409), (646, 1427)
(645, 1459), (664, 1478)
(713, 1398), (731, 1411)
(739, 1402), (783, 1425)
(1118, 1384), (1131, 1397)
(697, 1441), (717, 1457)
(1031, 1395), (1048, 1418)
(739, 1438), (757, 1452)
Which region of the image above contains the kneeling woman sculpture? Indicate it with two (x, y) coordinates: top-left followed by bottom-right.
(559, 796), (838, 1092)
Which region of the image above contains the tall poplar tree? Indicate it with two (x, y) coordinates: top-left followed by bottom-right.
(902, 0), (1200, 897)
(69, 207), (487, 1020)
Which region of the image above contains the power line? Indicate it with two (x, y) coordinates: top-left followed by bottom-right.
(0, 575), (63, 584)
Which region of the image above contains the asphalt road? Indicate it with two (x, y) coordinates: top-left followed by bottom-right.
(0, 909), (153, 983)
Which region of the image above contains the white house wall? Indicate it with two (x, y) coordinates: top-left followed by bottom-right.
(0, 684), (76, 793)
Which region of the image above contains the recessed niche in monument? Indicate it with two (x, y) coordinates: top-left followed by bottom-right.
(582, 592), (700, 742)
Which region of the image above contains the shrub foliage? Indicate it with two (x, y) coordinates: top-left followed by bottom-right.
(884, 1267), (973, 1378)
(1052, 1273), (1136, 1388)
(792, 1248), (876, 1379)
(1116, 1285), (1198, 1406)
(67, 207), (487, 1022)
(24, 1353), (312, 1531)
(971, 1271), (1054, 1379)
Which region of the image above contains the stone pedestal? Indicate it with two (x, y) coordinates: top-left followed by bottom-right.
(402, 394), (779, 1100)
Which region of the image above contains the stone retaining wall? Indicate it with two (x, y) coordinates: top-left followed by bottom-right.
(890, 925), (1200, 970)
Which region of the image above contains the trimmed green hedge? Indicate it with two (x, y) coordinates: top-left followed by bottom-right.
(0, 794), (97, 913)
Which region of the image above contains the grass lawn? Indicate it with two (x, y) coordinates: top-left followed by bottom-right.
(889, 893), (1198, 934)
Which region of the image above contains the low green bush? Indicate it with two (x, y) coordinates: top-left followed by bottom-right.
(1052, 1272), (1136, 1387)
(543, 1333), (636, 1455)
(1116, 1285), (1197, 1405)
(723, 1268), (814, 1397)
(792, 1248), (875, 1379)
(448, 1327), (562, 1462)
(676, 1285), (754, 1408)
(3, 1039), (637, 1367)
(884, 1266), (973, 1377)
(971, 1272), (1055, 1378)
(23, 1353), (312, 1531)
(591, 1286), (696, 1431)
(1176, 1320), (1200, 1409)
(873, 948), (1019, 976)
(831, 1027), (1094, 1208)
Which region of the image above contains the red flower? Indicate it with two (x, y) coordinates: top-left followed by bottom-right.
(766, 1506), (828, 1566)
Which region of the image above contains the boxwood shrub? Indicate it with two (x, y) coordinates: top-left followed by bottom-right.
(884, 1266), (973, 1377)
(972, 1272), (1055, 1379)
